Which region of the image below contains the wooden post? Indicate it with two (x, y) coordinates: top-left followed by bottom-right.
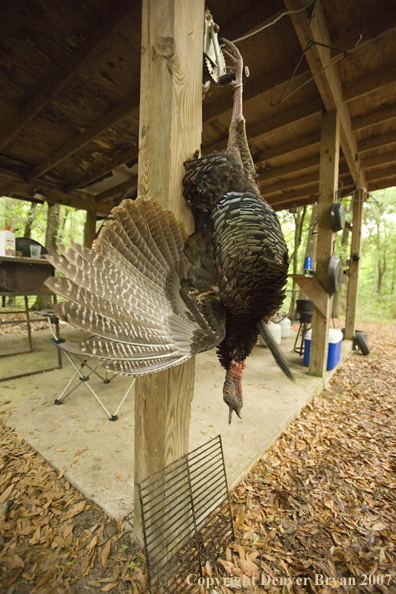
(84, 209), (97, 247)
(134, 0), (204, 546)
(345, 188), (365, 339)
(309, 110), (340, 377)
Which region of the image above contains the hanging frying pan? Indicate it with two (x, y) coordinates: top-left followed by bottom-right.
(331, 203), (345, 232)
(327, 255), (342, 296)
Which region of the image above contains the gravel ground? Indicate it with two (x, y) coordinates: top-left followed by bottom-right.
(1, 320), (395, 594)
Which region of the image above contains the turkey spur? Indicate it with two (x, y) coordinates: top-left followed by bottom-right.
(45, 39), (293, 423)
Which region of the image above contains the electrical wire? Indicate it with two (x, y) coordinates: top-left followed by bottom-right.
(227, 0), (318, 45)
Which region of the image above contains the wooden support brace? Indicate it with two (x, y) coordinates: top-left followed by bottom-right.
(134, 0), (204, 546)
(291, 275), (328, 317)
(309, 110), (340, 377)
(345, 188), (365, 339)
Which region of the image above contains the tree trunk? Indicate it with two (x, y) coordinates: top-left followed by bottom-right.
(45, 203), (60, 254)
(23, 203), (38, 238)
(57, 207), (69, 244)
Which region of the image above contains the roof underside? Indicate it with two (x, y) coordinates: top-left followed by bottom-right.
(0, 0), (395, 215)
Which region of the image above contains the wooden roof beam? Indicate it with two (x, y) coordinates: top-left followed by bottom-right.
(367, 176), (396, 193)
(0, 0), (137, 153)
(27, 100), (139, 182)
(365, 165), (396, 184)
(253, 131), (321, 166)
(352, 104), (396, 132)
(94, 178), (137, 203)
(203, 100), (320, 155)
(5, 181), (99, 213)
(363, 149), (396, 170)
(358, 131), (396, 154)
(343, 67), (396, 103)
(259, 161), (352, 195)
(283, 0), (366, 188)
(64, 147), (138, 193)
(271, 194), (317, 212)
(258, 154), (320, 182)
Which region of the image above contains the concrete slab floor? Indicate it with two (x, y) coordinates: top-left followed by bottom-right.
(0, 326), (352, 523)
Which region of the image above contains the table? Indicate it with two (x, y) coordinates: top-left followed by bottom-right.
(0, 256), (62, 380)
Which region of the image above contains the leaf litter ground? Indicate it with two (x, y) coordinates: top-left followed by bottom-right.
(1, 321), (395, 593)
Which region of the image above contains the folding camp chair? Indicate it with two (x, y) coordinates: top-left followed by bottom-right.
(37, 310), (135, 421)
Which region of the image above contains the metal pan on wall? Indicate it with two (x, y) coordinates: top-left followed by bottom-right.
(327, 255), (343, 296)
(331, 203), (345, 232)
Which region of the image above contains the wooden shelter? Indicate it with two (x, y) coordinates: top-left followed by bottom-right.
(1, 0), (396, 540)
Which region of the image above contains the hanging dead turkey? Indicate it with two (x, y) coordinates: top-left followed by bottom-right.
(45, 39), (293, 423)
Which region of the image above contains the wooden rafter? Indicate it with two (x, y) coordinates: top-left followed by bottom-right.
(283, 0), (366, 188)
(6, 181), (98, 213)
(364, 149), (396, 170)
(0, 0), (137, 153)
(27, 100), (139, 182)
(358, 131), (396, 154)
(257, 155), (320, 181)
(254, 131), (321, 165)
(352, 104), (396, 132)
(343, 66), (396, 103)
(94, 177), (137, 202)
(204, 100), (320, 155)
(64, 147), (138, 193)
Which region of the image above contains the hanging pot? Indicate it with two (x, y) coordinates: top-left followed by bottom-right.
(327, 255), (342, 296)
(331, 203), (345, 232)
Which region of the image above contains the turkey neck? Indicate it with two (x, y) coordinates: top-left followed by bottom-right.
(217, 312), (259, 370)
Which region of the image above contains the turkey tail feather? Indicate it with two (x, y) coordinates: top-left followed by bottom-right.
(257, 320), (294, 382)
(45, 196), (225, 376)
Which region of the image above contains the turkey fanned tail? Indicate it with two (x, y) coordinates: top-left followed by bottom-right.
(45, 196), (225, 375)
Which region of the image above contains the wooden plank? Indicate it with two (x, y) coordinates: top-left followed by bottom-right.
(343, 67), (396, 103)
(64, 147), (138, 192)
(27, 99), (139, 181)
(0, 1), (137, 153)
(258, 155), (320, 182)
(365, 165), (396, 183)
(271, 194), (316, 212)
(94, 177), (137, 202)
(283, 0), (365, 189)
(260, 171), (319, 196)
(134, 0), (204, 547)
(352, 104), (396, 132)
(345, 189), (365, 339)
(254, 131), (321, 165)
(367, 176), (396, 193)
(203, 101), (320, 155)
(358, 130), (396, 154)
(5, 181), (98, 213)
(363, 149), (396, 170)
(84, 210), (97, 248)
(309, 110), (340, 377)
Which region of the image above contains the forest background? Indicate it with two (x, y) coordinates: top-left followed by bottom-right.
(1, 185), (395, 322)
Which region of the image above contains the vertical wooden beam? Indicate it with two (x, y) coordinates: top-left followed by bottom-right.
(134, 0), (204, 546)
(309, 111), (340, 377)
(345, 188), (365, 339)
(84, 210), (97, 248)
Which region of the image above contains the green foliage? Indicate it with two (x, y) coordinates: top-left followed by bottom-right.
(0, 197), (86, 248)
(2, 186), (395, 322)
(278, 187), (396, 322)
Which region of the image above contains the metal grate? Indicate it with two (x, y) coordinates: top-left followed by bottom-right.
(138, 435), (234, 594)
